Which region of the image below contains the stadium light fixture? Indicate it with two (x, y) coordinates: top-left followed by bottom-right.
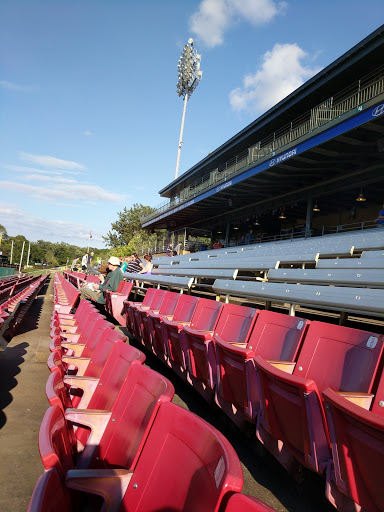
(174, 38), (203, 180)
(279, 209), (286, 219)
(356, 188), (366, 201)
(313, 202), (320, 212)
(254, 217), (260, 226)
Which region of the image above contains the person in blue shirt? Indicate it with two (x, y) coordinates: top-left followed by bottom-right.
(376, 204), (384, 228)
(245, 229), (255, 244)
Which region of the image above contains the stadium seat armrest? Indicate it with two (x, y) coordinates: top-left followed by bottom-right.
(267, 360), (296, 374)
(60, 332), (81, 342)
(66, 469), (133, 509)
(65, 408), (112, 447)
(63, 376), (99, 409)
(61, 342), (85, 356)
(62, 356), (90, 376)
(337, 391), (374, 409)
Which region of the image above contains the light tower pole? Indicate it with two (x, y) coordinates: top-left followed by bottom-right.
(175, 38), (202, 180)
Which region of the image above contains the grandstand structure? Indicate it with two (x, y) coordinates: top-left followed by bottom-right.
(142, 26), (384, 247)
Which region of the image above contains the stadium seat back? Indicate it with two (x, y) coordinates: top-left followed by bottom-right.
(215, 304), (257, 343)
(87, 363), (175, 470)
(27, 468), (72, 512)
(120, 402), (243, 512)
(189, 297), (223, 331)
(80, 319), (115, 359)
(293, 322), (384, 393)
(45, 370), (72, 412)
(172, 294), (199, 322)
(247, 310), (308, 361)
(38, 405), (74, 478)
(84, 328), (127, 379)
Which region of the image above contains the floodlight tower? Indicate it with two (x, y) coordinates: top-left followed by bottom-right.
(174, 38), (202, 180)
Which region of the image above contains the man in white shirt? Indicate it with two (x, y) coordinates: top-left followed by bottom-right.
(81, 253), (88, 271)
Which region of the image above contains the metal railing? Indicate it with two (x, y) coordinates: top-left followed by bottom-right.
(321, 220), (378, 234)
(142, 66), (384, 225)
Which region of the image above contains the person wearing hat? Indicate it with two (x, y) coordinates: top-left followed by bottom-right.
(79, 255), (123, 305)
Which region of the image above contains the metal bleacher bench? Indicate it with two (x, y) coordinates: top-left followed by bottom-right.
(212, 279), (384, 320)
(151, 268), (238, 280)
(360, 250), (384, 258)
(122, 272), (194, 292)
(267, 268), (384, 288)
(316, 258), (384, 269)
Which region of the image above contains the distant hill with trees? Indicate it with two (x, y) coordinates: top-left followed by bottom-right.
(0, 224), (109, 267)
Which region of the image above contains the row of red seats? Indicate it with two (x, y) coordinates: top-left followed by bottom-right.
(123, 287), (384, 512)
(28, 295), (276, 511)
(63, 270), (100, 289)
(0, 274), (49, 350)
(53, 273), (80, 314)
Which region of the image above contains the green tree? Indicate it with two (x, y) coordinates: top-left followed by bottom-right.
(103, 203), (162, 248)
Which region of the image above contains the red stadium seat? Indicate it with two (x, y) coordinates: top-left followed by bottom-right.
(215, 310), (308, 428)
(27, 468), (72, 512)
(47, 341), (145, 412)
(255, 321), (384, 475)
(65, 402), (243, 512)
(134, 289), (166, 345)
(184, 303), (256, 401)
(40, 364), (174, 475)
(158, 294), (199, 366)
(323, 386), (384, 512)
(49, 313), (106, 353)
(38, 405), (75, 478)
(45, 370), (73, 413)
(146, 291), (180, 353)
(105, 281), (134, 325)
(123, 287), (157, 334)
(50, 298), (95, 329)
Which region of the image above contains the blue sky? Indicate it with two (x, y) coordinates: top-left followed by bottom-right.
(1, 0), (383, 247)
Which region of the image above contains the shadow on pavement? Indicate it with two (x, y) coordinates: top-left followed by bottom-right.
(0, 341), (29, 429)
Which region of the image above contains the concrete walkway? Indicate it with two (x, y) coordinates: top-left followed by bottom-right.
(0, 277), (334, 512)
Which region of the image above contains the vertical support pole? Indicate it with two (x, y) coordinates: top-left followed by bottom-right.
(26, 242), (31, 267)
(289, 303), (296, 316)
(225, 222), (231, 247)
(19, 241), (25, 273)
(10, 240), (14, 264)
(175, 92), (189, 180)
(305, 196), (313, 239)
(339, 311), (348, 326)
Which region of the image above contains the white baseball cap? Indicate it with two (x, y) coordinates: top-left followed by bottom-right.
(107, 256), (120, 266)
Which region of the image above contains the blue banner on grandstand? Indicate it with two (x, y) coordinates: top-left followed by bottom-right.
(143, 101), (384, 227)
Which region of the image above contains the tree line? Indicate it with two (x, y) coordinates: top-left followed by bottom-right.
(0, 224), (109, 267)
(0, 203), (166, 268)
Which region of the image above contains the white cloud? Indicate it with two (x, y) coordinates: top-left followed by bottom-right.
(84, 130), (93, 136)
(229, 43), (323, 114)
(4, 164), (85, 176)
(0, 203), (105, 245)
(23, 174), (78, 184)
(0, 181), (127, 203)
(20, 152), (87, 171)
(190, 0), (286, 47)
(0, 80), (32, 91)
